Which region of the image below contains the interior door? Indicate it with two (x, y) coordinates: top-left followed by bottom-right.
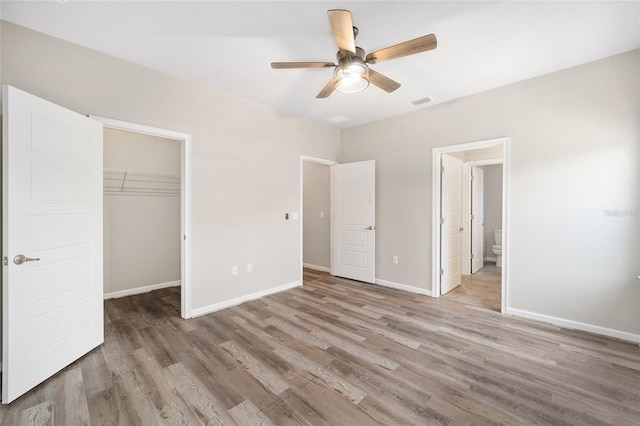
(2, 85), (104, 403)
(440, 154), (463, 294)
(471, 166), (484, 273)
(331, 160), (375, 283)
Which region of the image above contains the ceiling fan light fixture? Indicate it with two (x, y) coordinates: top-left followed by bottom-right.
(334, 62), (369, 93)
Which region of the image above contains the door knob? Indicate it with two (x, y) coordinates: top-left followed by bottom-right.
(365, 225), (375, 230)
(459, 227), (464, 231)
(13, 254), (40, 265)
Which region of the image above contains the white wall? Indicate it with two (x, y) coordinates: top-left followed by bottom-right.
(482, 164), (503, 259)
(466, 145), (503, 162)
(341, 50), (640, 339)
(0, 22), (340, 314)
(303, 162), (330, 270)
(103, 128), (181, 296)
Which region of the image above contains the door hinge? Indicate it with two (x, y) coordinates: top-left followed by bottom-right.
(440, 166), (445, 174)
(3, 256), (7, 266)
(470, 214), (475, 221)
(440, 217), (444, 225)
(439, 268), (444, 276)
(470, 175), (474, 181)
(471, 253), (475, 259)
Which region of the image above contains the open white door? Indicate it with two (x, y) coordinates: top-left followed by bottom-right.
(471, 166), (484, 273)
(2, 86), (104, 403)
(331, 160), (375, 283)
(440, 154), (463, 294)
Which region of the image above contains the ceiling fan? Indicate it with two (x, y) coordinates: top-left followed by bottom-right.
(271, 9), (437, 98)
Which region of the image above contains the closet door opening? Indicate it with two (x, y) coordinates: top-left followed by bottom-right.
(94, 117), (192, 319)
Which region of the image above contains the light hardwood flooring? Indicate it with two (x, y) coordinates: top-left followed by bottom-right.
(446, 263), (502, 311)
(1, 269), (639, 425)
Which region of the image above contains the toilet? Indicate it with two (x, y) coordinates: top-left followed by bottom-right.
(492, 229), (502, 268)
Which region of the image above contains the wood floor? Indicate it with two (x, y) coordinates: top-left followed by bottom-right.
(1, 269), (639, 425)
(447, 263), (502, 311)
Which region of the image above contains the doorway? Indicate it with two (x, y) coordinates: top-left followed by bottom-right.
(432, 138), (509, 313)
(300, 156), (336, 284)
(299, 157), (377, 285)
(92, 116), (192, 319)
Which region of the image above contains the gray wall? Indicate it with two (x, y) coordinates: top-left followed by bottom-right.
(482, 164), (503, 259)
(1, 22), (340, 313)
(341, 50), (639, 337)
(303, 162), (330, 270)
(103, 128), (181, 296)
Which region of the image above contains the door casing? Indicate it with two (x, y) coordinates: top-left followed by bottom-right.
(91, 116), (192, 319)
(432, 137), (509, 313)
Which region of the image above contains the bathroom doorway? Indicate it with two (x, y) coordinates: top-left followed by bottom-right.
(432, 138), (508, 313)
(457, 161), (503, 311)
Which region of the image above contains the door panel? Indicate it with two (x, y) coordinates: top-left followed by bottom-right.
(441, 154), (463, 294)
(471, 166), (485, 273)
(2, 85), (104, 403)
(332, 160), (375, 283)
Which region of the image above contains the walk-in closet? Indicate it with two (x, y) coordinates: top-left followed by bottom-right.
(103, 128), (181, 299)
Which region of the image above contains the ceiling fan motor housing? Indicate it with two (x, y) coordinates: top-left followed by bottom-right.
(337, 46), (367, 65)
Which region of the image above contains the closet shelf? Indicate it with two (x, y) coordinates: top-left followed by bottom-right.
(104, 168), (180, 197)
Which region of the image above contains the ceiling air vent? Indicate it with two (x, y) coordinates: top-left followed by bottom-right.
(411, 96), (433, 106)
(327, 115), (350, 124)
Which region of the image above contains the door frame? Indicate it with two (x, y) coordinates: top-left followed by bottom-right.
(91, 116), (193, 319)
(462, 158), (502, 275)
(432, 137), (510, 313)
(299, 155), (337, 284)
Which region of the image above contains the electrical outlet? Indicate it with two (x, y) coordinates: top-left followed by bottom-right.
(247, 263), (253, 273)
(232, 266), (238, 275)
(392, 256), (399, 264)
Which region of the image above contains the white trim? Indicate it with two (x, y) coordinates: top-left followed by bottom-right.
(91, 116), (193, 319)
(375, 279), (432, 296)
(191, 281), (301, 318)
(303, 263), (330, 273)
(465, 158), (503, 167)
(299, 155), (338, 285)
(104, 281), (181, 300)
(432, 137), (510, 315)
(507, 308), (640, 344)
(90, 116), (189, 140)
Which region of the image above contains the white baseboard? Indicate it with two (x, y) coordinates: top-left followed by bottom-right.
(507, 308), (640, 344)
(374, 278), (432, 297)
(191, 281), (301, 318)
(484, 256), (497, 262)
(303, 263), (330, 273)
(104, 280), (181, 300)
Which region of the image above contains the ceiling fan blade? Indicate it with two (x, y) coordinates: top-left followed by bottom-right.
(317, 77), (338, 98)
(327, 9), (356, 54)
(271, 62), (335, 69)
(368, 69), (401, 93)
(366, 34), (437, 64)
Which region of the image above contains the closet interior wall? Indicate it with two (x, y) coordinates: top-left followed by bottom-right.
(103, 128), (181, 297)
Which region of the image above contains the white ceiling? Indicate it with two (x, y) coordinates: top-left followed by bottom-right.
(2, 1), (639, 129)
